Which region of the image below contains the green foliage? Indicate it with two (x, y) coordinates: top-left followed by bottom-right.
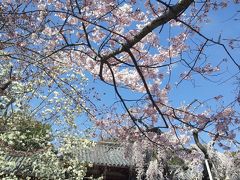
(0, 112), (51, 152)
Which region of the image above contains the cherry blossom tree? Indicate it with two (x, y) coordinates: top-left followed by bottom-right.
(1, 0), (240, 179)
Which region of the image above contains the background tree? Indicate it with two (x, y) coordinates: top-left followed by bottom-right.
(0, 40), (92, 179)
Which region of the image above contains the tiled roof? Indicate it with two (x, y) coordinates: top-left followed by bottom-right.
(1, 141), (132, 175)
(78, 142), (132, 167)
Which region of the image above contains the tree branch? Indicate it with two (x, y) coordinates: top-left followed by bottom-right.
(99, 0), (194, 76)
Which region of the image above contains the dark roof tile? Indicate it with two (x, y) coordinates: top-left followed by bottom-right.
(78, 142), (132, 167)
